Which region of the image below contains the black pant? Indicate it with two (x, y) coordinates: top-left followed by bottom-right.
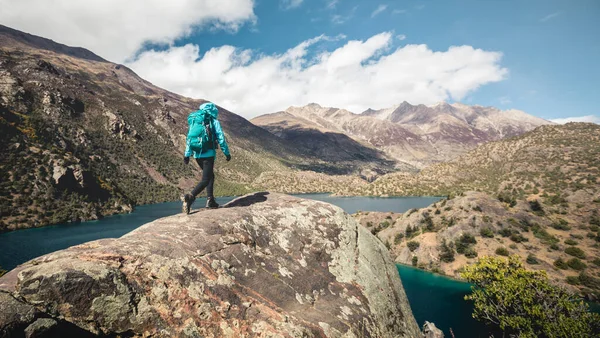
(191, 157), (215, 198)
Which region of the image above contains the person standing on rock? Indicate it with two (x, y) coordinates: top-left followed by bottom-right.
(182, 102), (231, 214)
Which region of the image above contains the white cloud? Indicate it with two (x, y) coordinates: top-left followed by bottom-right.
(0, 0), (256, 63)
(550, 115), (600, 124)
(392, 9), (407, 14)
(127, 32), (508, 118)
(280, 0), (303, 10)
(397, 34), (407, 41)
(325, 0), (339, 9)
(371, 4), (388, 18)
(540, 12), (560, 22)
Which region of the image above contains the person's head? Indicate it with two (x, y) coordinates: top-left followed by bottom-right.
(199, 102), (219, 119)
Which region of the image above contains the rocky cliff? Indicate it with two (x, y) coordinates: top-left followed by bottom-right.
(0, 193), (421, 337)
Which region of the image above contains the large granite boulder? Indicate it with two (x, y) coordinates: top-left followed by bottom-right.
(0, 192), (420, 337)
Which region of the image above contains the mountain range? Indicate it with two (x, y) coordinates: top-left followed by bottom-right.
(252, 101), (551, 169)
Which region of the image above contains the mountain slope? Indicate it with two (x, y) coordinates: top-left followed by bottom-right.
(355, 123), (600, 298)
(0, 25), (329, 231)
(254, 102), (551, 169)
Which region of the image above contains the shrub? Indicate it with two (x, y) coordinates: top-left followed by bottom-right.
(550, 243), (560, 250)
(532, 227), (559, 245)
(495, 247), (509, 256)
(458, 233), (477, 244)
(510, 233), (528, 243)
(571, 234), (584, 240)
(567, 258), (587, 271)
(509, 243), (518, 249)
(434, 209), (441, 215)
(394, 232), (404, 245)
(461, 256), (600, 338)
(528, 200), (544, 216)
(551, 219), (571, 230)
(592, 258), (600, 267)
(480, 228), (494, 238)
(499, 228), (512, 237)
(497, 192), (517, 207)
(439, 239), (455, 263)
(421, 213), (434, 232)
(412, 256), (418, 267)
(385, 240), (391, 250)
(566, 276), (580, 285)
(473, 205), (483, 212)
(405, 225), (417, 238)
(554, 258), (569, 270)
(526, 254), (539, 265)
(579, 272), (600, 289)
(565, 247), (586, 259)
(407, 241), (420, 252)
(564, 238), (578, 246)
(464, 247), (478, 258)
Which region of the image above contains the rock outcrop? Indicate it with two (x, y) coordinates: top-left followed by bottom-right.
(0, 193), (421, 337)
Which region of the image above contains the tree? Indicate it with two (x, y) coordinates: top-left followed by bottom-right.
(439, 239), (455, 263)
(461, 255), (599, 338)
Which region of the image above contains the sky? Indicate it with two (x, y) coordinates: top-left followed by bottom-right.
(0, 0), (599, 123)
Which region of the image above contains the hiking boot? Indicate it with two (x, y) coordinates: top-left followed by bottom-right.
(206, 196), (219, 209)
(182, 194), (195, 214)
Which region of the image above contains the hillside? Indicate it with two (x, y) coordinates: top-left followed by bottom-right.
(0, 25), (353, 231)
(253, 102), (551, 169)
(353, 123), (600, 298)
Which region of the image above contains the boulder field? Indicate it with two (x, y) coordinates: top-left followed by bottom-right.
(0, 193), (423, 337)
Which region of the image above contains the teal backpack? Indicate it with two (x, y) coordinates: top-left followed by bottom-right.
(187, 112), (216, 153)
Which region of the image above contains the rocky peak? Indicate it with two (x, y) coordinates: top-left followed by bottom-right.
(0, 193), (421, 337)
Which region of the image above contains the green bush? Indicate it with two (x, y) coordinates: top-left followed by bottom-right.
(510, 233), (528, 243)
(458, 233), (477, 244)
(551, 219), (571, 230)
(461, 255), (600, 338)
(495, 247), (509, 256)
(480, 227), (494, 238)
(554, 258), (569, 270)
(565, 247), (586, 259)
(407, 241), (420, 252)
(439, 239), (455, 263)
(566, 276), (580, 285)
(499, 228), (512, 237)
(412, 256), (418, 267)
(592, 258), (600, 266)
(394, 232), (404, 245)
(564, 238), (578, 246)
(464, 247), (478, 259)
(579, 272), (600, 290)
(526, 254), (539, 265)
(567, 258), (587, 271)
(528, 200), (544, 216)
(550, 243), (560, 250)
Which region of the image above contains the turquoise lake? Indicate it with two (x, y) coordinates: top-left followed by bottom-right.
(1, 193), (592, 336)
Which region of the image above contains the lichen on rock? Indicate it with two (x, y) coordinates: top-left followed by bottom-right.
(0, 192), (420, 337)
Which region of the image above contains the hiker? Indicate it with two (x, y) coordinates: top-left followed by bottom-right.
(182, 102), (231, 214)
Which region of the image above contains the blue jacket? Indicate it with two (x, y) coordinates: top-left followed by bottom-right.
(184, 103), (230, 159)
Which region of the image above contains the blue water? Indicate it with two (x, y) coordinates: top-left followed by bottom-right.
(295, 193), (443, 214)
(397, 264), (498, 337)
(0, 194), (441, 270)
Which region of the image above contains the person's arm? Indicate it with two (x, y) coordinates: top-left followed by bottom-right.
(213, 120), (230, 157)
(184, 115), (194, 159)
